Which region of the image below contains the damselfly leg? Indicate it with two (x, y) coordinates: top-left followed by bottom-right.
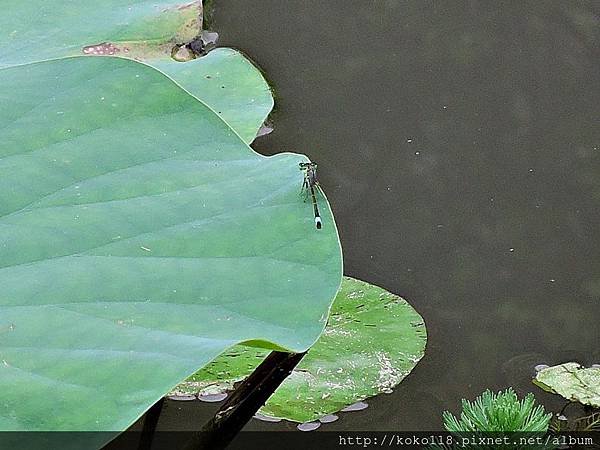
(299, 162), (322, 229)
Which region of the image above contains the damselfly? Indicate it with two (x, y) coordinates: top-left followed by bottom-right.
(299, 162), (322, 229)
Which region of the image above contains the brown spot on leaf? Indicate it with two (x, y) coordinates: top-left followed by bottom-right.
(82, 42), (121, 56)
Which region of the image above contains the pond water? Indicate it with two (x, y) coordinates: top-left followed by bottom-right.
(117, 0), (600, 442)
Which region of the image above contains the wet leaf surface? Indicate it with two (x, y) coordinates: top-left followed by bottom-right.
(535, 363), (600, 407)
(172, 277), (426, 422)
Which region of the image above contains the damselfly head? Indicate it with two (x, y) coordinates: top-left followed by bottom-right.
(299, 161), (317, 171)
(315, 216), (322, 229)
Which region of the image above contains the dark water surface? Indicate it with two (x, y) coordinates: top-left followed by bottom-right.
(119, 0), (600, 441)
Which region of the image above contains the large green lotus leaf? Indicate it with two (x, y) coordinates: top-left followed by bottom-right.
(0, 0), (201, 68)
(534, 363), (600, 407)
(149, 48), (274, 144)
(0, 56), (342, 432)
(172, 277), (427, 422)
(1, 1), (273, 144)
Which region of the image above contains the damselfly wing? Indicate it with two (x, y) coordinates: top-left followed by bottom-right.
(299, 162), (323, 229)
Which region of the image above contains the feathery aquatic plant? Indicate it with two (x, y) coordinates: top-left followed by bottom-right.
(443, 388), (551, 432)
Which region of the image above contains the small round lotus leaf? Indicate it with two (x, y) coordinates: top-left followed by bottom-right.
(534, 362), (600, 407)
